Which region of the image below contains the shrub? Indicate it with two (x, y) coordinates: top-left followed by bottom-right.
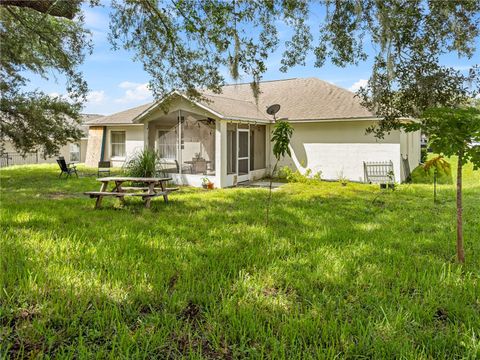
(420, 147), (428, 163)
(124, 149), (159, 177)
(278, 166), (321, 183)
(410, 161), (453, 184)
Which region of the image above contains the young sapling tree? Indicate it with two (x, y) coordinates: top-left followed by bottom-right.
(266, 120), (293, 226)
(407, 107), (480, 263)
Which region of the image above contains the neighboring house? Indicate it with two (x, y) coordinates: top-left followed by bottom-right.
(85, 78), (421, 188)
(0, 114), (103, 167)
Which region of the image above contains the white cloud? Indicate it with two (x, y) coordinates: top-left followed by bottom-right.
(82, 8), (109, 44)
(348, 79), (368, 92)
(49, 92), (61, 98)
(83, 8), (108, 30)
(86, 90), (106, 104)
(115, 82), (152, 103)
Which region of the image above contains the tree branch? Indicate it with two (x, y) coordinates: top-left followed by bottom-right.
(0, 0), (79, 19)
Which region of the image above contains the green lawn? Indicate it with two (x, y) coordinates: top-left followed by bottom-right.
(1, 160), (479, 359)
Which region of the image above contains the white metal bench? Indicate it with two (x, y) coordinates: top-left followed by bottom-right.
(363, 161), (395, 186)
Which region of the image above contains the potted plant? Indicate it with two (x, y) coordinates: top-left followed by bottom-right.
(202, 177), (214, 190)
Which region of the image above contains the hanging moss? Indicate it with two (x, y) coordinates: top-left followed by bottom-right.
(228, 32), (240, 81)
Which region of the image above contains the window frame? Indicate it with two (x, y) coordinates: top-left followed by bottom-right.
(110, 131), (126, 159)
(69, 142), (80, 162)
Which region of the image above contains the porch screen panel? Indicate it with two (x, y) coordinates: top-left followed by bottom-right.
(238, 130), (249, 175)
(181, 115), (216, 175)
(157, 130), (177, 159)
(227, 132), (236, 173)
(227, 124), (236, 174)
(238, 158), (249, 175)
(238, 131), (248, 158)
(251, 125), (266, 170)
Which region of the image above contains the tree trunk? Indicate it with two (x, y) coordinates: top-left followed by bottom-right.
(456, 150), (465, 263)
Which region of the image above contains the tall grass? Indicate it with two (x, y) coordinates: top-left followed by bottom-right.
(0, 159), (479, 358)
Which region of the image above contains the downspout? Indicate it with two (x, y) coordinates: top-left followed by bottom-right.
(100, 126), (107, 161)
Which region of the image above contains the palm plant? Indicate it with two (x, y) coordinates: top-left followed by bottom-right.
(422, 155), (451, 203)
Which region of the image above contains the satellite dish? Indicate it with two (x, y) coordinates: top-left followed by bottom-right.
(266, 104), (281, 117)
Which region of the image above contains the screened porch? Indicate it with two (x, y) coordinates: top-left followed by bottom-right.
(147, 110), (216, 177)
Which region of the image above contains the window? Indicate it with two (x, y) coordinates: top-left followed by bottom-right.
(111, 131), (126, 158)
(69, 143), (80, 162)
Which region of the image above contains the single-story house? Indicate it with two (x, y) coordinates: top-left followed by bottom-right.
(85, 77), (421, 187)
(1, 114), (103, 167)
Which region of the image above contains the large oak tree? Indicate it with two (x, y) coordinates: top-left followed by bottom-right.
(1, 0), (479, 155)
(0, 0), (91, 156)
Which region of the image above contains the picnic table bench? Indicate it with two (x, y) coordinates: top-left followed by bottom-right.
(84, 176), (179, 209)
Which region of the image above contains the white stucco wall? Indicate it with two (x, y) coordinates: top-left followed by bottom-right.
(271, 121), (405, 183)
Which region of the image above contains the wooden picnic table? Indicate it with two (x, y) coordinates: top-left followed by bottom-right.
(84, 176), (178, 209)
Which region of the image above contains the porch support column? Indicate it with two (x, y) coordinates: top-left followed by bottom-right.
(215, 120), (227, 188)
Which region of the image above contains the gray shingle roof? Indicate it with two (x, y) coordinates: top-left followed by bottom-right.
(85, 103), (153, 125)
(86, 78), (375, 125)
(203, 78), (374, 121)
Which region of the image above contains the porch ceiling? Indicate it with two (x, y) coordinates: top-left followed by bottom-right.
(146, 109), (212, 127)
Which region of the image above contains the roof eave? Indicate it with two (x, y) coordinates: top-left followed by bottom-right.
(222, 117), (272, 124)
(86, 123), (144, 126)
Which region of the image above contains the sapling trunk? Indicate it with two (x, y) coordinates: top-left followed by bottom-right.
(456, 150), (465, 263)
(265, 160), (278, 227)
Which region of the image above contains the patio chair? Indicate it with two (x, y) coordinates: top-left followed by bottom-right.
(175, 160), (192, 174)
(57, 157), (78, 178)
(98, 161), (111, 177)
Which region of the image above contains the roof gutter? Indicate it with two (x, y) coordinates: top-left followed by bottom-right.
(282, 116), (414, 123)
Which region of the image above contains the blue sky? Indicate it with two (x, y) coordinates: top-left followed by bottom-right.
(27, 2), (479, 115)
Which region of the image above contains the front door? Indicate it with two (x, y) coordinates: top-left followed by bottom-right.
(237, 128), (250, 182)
